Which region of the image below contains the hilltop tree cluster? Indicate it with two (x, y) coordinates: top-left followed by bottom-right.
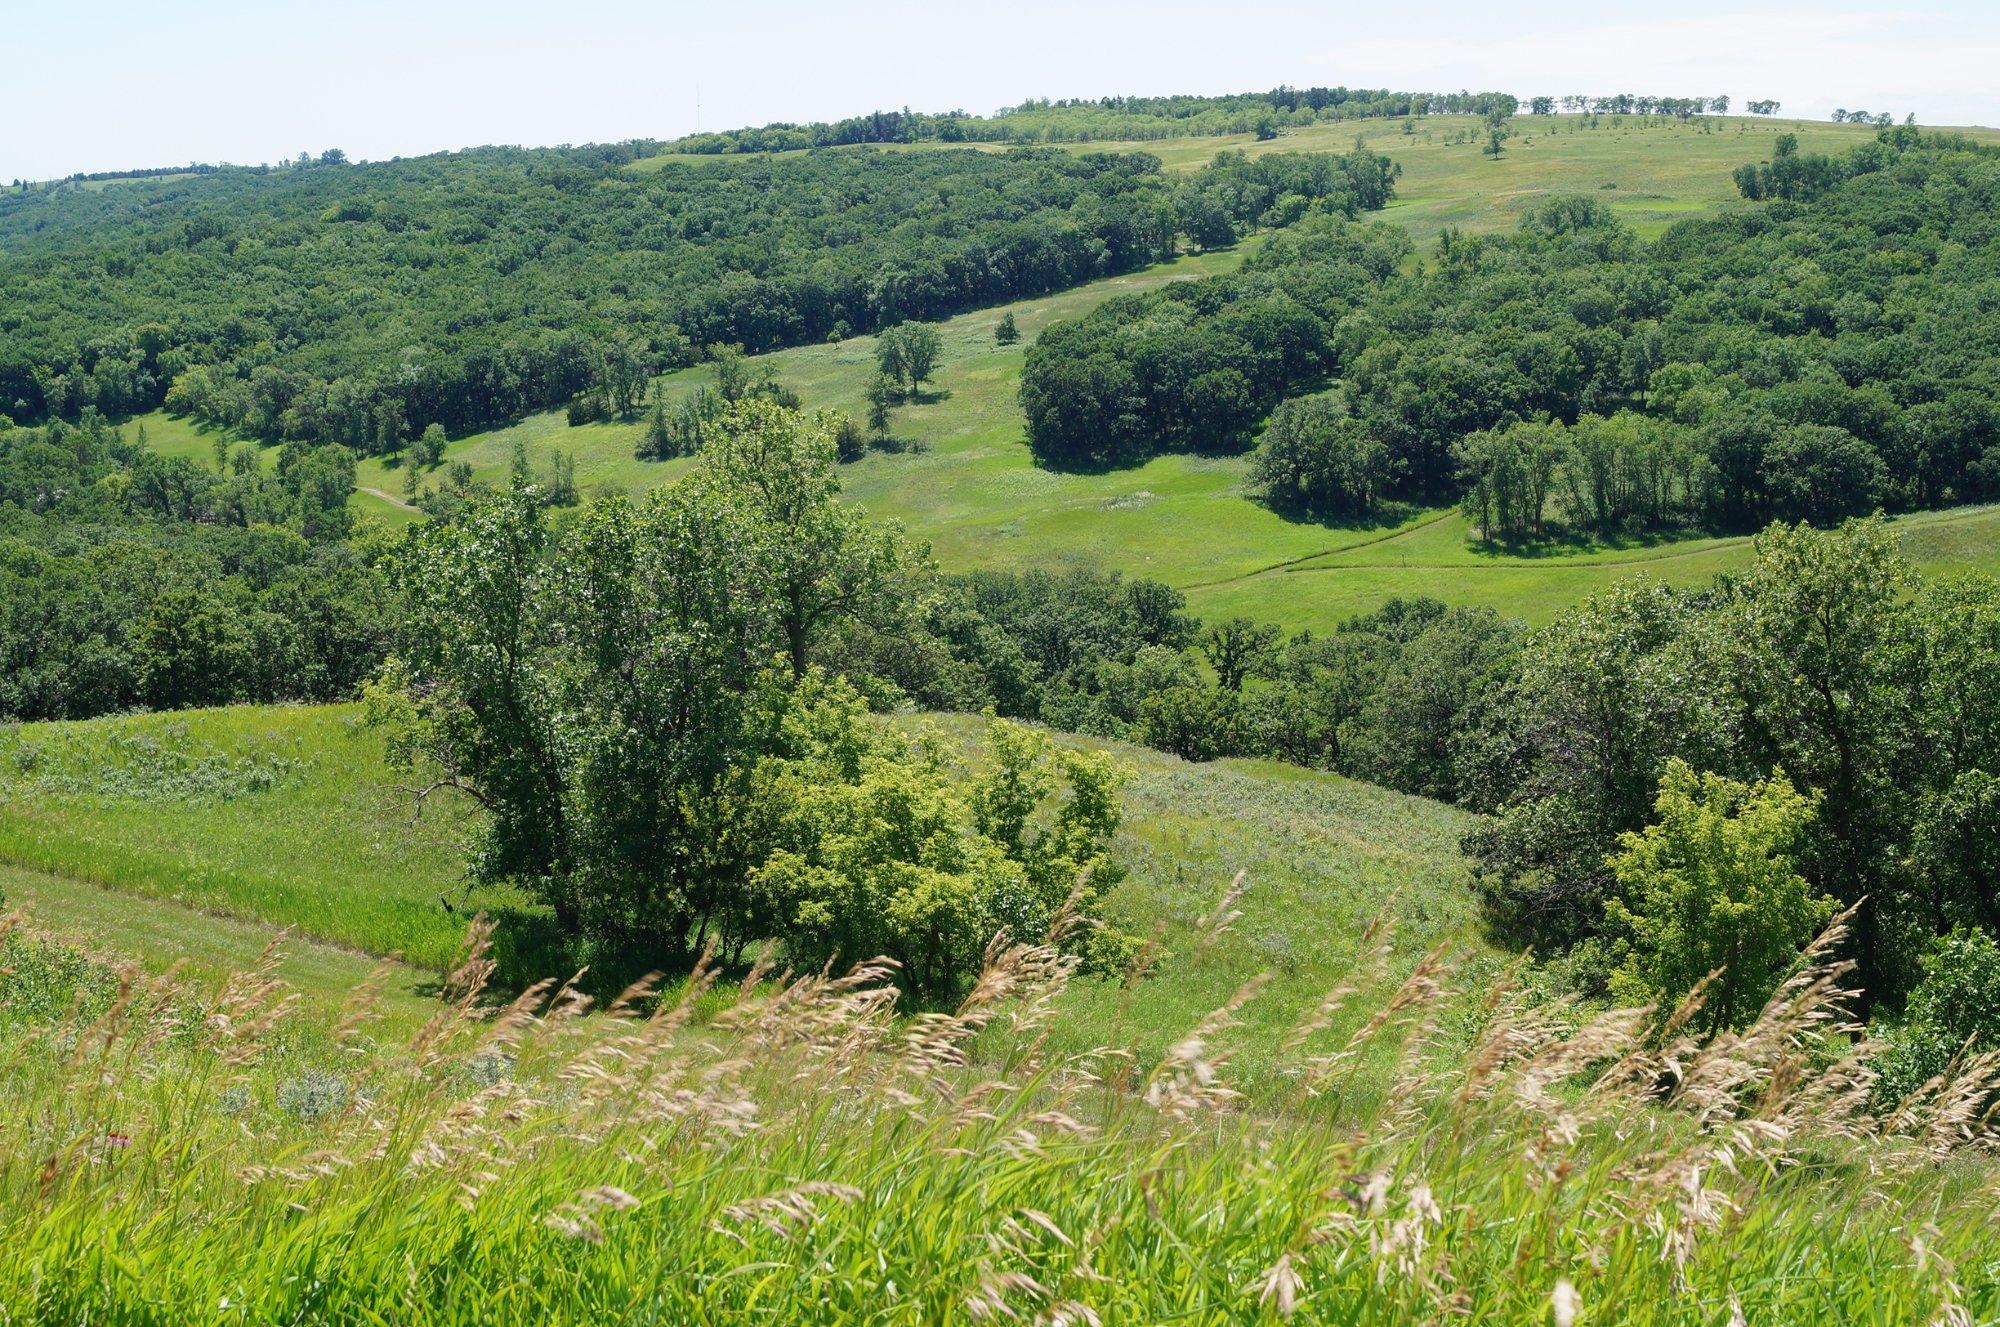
(669, 86), (1522, 154)
(1528, 94), (1734, 118)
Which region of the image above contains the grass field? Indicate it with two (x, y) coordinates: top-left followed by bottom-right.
(640, 114), (2000, 242)
(125, 113), (2000, 634)
(1058, 113), (2000, 240)
(0, 705), (494, 972)
(4, 785), (1995, 1324)
(0, 702), (1477, 1082)
(0, 862), (438, 1031)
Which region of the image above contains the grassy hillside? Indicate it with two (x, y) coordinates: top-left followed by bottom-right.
(0, 861), (438, 1031)
(0, 702), (1477, 1081)
(127, 114), (2000, 635)
(1067, 113), (2000, 239)
(645, 114), (2000, 240)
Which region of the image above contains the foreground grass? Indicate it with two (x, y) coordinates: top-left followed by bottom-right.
(1, 903), (1993, 1324)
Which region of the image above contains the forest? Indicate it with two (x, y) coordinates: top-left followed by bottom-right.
(1023, 128), (2000, 538)
(0, 145), (1389, 451)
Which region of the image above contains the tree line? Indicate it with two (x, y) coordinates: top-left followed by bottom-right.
(1526, 95), (1736, 118)
(667, 87), (1521, 154)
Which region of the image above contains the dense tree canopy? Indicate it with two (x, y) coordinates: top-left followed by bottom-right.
(1025, 130), (2000, 535)
(0, 146), (1239, 449)
(381, 402), (1119, 991)
(0, 412), (386, 720)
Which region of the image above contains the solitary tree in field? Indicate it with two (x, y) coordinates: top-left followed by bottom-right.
(877, 322), (943, 399)
(994, 312), (1019, 346)
(865, 373), (897, 436)
(411, 422), (447, 470)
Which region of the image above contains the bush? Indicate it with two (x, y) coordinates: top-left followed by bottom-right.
(754, 710), (1128, 996)
(1604, 760), (1834, 1031)
(1871, 928), (2000, 1104)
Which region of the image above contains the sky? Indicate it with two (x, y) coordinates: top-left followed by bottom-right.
(8, 0), (2000, 181)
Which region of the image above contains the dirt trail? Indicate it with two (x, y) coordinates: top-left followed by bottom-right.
(358, 486), (419, 512)
(1179, 511), (1458, 590)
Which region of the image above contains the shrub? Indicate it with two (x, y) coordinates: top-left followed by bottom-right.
(753, 703), (1127, 997)
(1871, 927), (2000, 1104)
(1604, 760), (1834, 1031)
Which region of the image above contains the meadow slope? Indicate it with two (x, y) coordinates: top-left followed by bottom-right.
(0, 703), (1478, 1082)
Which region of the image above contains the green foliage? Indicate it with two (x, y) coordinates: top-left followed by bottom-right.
(756, 705), (1127, 995)
(5, 722), (309, 803)
(1200, 617), (1281, 691)
(688, 399), (922, 677)
(387, 401), (1020, 981)
(875, 322), (944, 399)
(410, 422), (447, 470)
(1025, 133), (2000, 527)
(1604, 760), (1833, 1030)
(0, 414), (389, 722)
(1470, 520), (2000, 1003)
(1250, 391), (1393, 519)
(993, 311), (1019, 346)
(0, 147), (1193, 446)
(1871, 927), (2000, 1103)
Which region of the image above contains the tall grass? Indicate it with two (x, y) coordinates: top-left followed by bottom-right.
(2, 895), (1994, 1325)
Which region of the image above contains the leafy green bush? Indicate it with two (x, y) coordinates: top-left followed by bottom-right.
(1872, 927), (2000, 1103)
(753, 696), (1127, 996)
(1604, 760), (1834, 1030)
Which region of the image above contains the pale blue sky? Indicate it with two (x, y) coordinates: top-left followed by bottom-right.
(8, 1), (1998, 180)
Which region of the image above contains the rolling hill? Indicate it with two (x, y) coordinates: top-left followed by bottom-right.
(0, 701), (1476, 1081)
(115, 110), (2000, 636)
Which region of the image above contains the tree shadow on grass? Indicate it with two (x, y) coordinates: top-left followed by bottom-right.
(1461, 521), (1712, 561)
(1254, 495), (1429, 535)
(433, 904), (750, 1006)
